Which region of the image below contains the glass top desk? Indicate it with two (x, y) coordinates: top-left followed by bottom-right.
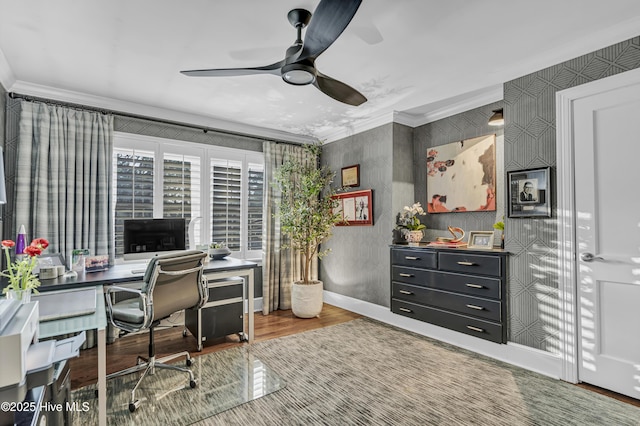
(38, 285), (108, 426)
(35, 257), (257, 343)
(33, 257), (258, 426)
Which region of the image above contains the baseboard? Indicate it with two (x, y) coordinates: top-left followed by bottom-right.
(323, 290), (563, 380)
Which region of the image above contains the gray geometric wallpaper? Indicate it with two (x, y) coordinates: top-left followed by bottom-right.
(504, 35), (640, 352)
(320, 123), (398, 307)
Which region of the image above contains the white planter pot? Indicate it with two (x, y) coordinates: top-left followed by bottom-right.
(291, 280), (323, 318)
(405, 230), (424, 246)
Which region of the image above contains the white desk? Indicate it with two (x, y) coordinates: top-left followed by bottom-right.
(38, 285), (107, 426)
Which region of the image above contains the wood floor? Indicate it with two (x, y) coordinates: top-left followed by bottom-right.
(69, 303), (361, 390)
(69, 304), (640, 410)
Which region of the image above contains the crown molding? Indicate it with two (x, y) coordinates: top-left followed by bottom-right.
(8, 81), (316, 145)
(320, 111), (396, 144)
(321, 84), (504, 143)
(404, 84), (504, 128)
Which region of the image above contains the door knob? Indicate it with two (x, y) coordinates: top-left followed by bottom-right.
(580, 252), (604, 262)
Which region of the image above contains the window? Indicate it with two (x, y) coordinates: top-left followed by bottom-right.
(113, 148), (155, 258)
(113, 133), (264, 260)
(211, 159), (241, 250)
(247, 162), (264, 251)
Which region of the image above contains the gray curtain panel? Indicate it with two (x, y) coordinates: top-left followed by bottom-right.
(262, 141), (318, 314)
(13, 100), (114, 265)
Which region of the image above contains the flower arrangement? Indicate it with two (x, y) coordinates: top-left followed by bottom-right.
(209, 241), (227, 249)
(396, 202), (427, 232)
(1, 238), (49, 295)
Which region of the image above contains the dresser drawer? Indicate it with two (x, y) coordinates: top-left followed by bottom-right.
(391, 299), (504, 343)
(391, 248), (437, 269)
(392, 267), (501, 299)
(439, 252), (502, 277)
(392, 283), (502, 322)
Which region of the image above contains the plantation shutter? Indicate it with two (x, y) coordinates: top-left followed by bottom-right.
(247, 163), (264, 251)
(113, 148), (155, 257)
(163, 153), (201, 248)
(211, 159), (242, 251)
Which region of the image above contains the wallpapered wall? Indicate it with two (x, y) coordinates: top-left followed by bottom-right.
(503, 35), (640, 352)
(0, 84), (5, 148)
(320, 123), (414, 306)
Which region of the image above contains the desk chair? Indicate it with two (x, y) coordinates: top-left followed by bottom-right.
(105, 250), (208, 412)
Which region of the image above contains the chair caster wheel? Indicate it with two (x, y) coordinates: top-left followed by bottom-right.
(190, 380), (197, 388)
(186, 358), (193, 367)
(129, 401), (138, 412)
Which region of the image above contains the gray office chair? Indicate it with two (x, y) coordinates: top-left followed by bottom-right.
(105, 250), (208, 412)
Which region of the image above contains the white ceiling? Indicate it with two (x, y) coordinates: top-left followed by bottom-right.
(1, 0), (640, 143)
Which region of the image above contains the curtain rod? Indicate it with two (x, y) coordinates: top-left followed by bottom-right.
(8, 92), (305, 146)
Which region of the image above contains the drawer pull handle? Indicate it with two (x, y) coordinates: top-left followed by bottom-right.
(399, 273), (414, 277)
(399, 290), (414, 295)
(404, 256), (419, 260)
(466, 325), (484, 333)
(399, 307), (413, 313)
(466, 283), (484, 289)
(457, 261), (476, 266)
(466, 304), (484, 310)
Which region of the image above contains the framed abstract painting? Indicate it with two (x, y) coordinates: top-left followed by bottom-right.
(426, 134), (496, 213)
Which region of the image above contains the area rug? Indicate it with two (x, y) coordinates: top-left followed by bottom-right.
(71, 347), (285, 425)
(197, 318), (640, 425)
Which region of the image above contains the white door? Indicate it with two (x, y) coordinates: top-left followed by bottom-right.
(572, 75), (640, 398)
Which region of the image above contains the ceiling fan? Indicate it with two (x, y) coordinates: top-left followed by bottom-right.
(180, 0), (367, 106)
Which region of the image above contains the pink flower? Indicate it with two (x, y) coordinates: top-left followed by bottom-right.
(24, 245), (42, 257)
(30, 238), (49, 250)
(2, 240), (15, 248)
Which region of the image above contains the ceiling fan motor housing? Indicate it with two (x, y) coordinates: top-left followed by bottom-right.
(281, 61), (316, 85)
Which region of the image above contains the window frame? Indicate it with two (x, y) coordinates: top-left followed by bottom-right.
(113, 132), (264, 261)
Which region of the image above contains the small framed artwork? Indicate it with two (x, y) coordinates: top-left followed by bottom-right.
(332, 189), (373, 226)
(85, 255), (109, 273)
(467, 231), (495, 249)
(507, 167), (551, 218)
(341, 164), (360, 187)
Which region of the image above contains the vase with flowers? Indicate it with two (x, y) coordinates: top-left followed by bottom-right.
(396, 202), (427, 246)
(1, 238), (49, 303)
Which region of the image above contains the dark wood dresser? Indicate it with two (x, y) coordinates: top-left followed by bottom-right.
(390, 245), (508, 343)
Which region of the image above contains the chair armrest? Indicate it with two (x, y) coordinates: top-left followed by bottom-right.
(105, 285), (147, 316)
(106, 285), (143, 296)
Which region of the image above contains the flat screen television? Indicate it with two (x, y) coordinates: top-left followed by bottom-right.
(123, 218), (187, 261)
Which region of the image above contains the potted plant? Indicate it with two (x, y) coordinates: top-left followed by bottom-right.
(1, 238), (50, 303)
(396, 202), (427, 246)
(493, 217), (505, 249)
(273, 143), (341, 318)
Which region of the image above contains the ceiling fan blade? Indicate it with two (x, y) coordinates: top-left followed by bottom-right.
(297, 0), (362, 62)
(181, 59), (285, 77)
(314, 72), (366, 106)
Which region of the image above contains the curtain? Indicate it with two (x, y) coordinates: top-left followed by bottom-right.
(13, 100), (114, 264)
(262, 141), (317, 314)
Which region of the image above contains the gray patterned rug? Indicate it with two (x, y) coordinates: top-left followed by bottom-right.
(74, 318), (640, 425)
(199, 318), (640, 425)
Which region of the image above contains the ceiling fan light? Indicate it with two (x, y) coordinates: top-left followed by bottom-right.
(488, 108), (504, 126)
(281, 63), (316, 85)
